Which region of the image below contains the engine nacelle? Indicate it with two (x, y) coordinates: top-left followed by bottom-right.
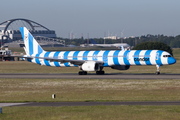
(111, 65), (130, 70)
(81, 61), (99, 71)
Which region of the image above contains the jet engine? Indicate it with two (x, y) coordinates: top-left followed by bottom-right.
(111, 65), (130, 70)
(81, 61), (99, 71)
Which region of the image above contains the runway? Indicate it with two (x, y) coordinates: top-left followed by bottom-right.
(0, 73), (180, 79)
(1, 101), (180, 107)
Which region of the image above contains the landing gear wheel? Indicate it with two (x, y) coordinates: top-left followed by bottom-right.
(155, 65), (160, 75)
(78, 71), (87, 75)
(96, 71), (105, 75)
(156, 71), (160, 75)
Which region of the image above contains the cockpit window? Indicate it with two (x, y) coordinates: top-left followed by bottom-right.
(163, 55), (172, 57)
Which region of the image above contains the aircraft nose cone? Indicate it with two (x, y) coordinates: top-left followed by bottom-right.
(168, 57), (176, 64)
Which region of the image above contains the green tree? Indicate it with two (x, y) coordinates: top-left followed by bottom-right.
(132, 42), (173, 56)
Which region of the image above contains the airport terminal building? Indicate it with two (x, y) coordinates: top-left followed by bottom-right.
(0, 29), (56, 41)
(0, 18), (65, 47)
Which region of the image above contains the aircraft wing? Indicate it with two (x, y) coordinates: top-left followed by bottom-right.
(22, 56), (104, 66)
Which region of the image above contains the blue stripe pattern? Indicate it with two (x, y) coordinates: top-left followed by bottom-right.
(134, 50), (141, 65)
(156, 50), (163, 65)
(113, 50), (120, 65)
(28, 33), (33, 55)
(103, 50), (110, 66)
(19, 27), (24, 42)
(53, 52), (61, 67)
(38, 45), (43, 54)
(27, 58), (32, 62)
(83, 51), (90, 60)
(167, 57), (176, 65)
(73, 51), (80, 67)
(64, 51), (70, 67)
(123, 50), (130, 65)
(145, 50), (152, 65)
(93, 51), (100, 61)
(73, 51), (80, 60)
(35, 54), (41, 65)
(44, 52), (51, 66)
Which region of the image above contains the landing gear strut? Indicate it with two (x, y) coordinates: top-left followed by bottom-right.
(156, 65), (160, 75)
(96, 66), (105, 75)
(78, 71), (87, 75)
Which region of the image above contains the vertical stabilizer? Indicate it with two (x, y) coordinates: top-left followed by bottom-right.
(121, 45), (124, 50)
(19, 27), (44, 56)
(91, 39), (97, 44)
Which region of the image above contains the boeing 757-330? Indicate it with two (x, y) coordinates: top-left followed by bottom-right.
(19, 27), (176, 75)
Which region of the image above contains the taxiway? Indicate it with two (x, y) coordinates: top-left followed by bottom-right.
(1, 101), (180, 107)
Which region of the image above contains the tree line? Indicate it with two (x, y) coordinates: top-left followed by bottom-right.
(59, 34), (180, 48)
(132, 41), (173, 56)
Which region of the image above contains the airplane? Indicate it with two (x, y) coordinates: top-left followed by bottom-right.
(19, 27), (176, 75)
(88, 39), (130, 48)
(90, 39), (130, 48)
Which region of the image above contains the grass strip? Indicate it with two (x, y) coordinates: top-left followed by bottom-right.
(1, 79), (180, 102)
(1, 106), (180, 120)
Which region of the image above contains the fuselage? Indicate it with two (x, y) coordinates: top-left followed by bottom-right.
(29, 50), (176, 67)
(20, 27), (176, 75)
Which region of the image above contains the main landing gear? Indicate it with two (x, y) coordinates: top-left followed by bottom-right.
(156, 65), (160, 75)
(96, 66), (105, 75)
(96, 71), (105, 75)
(78, 67), (105, 75)
(78, 71), (87, 75)
(78, 70), (105, 75)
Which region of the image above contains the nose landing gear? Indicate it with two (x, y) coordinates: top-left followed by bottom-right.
(156, 65), (160, 75)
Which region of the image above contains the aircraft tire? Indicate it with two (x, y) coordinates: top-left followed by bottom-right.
(156, 71), (160, 75)
(96, 71), (105, 75)
(78, 71), (82, 75)
(83, 71), (87, 75)
(79, 71), (87, 75)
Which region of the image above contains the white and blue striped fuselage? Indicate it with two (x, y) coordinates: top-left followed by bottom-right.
(28, 50), (175, 67)
(20, 27), (176, 74)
